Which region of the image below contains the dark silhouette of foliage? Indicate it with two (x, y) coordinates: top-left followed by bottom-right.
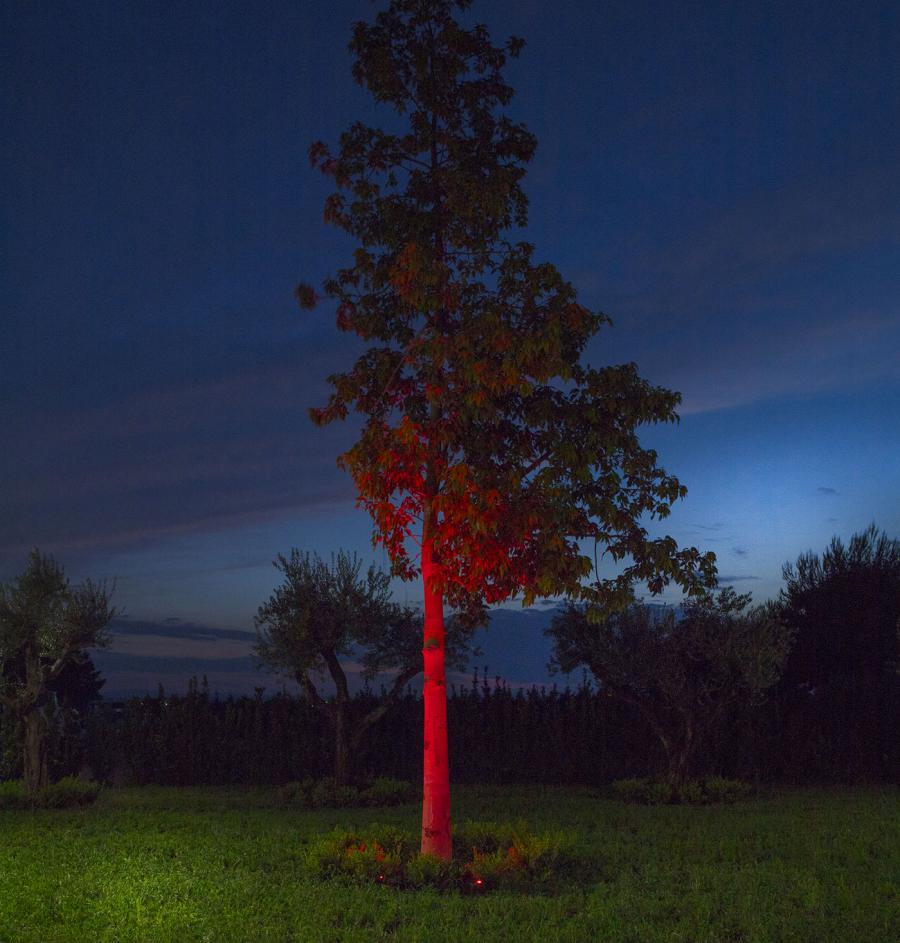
(49, 655), (105, 713)
(30, 679), (659, 788)
(779, 524), (900, 686)
(10, 667), (895, 789)
(548, 589), (793, 786)
(775, 524), (900, 781)
(2, 651), (105, 714)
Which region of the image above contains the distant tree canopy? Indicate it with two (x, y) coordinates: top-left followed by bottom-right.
(779, 524), (900, 689)
(549, 588), (792, 786)
(0, 550), (114, 792)
(254, 549), (472, 785)
(775, 524), (900, 781)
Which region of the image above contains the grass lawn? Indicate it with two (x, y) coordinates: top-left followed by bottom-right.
(1, 785), (897, 942)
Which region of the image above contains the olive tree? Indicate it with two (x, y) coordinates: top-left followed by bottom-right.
(0, 550), (114, 793)
(254, 549), (471, 786)
(549, 589), (792, 787)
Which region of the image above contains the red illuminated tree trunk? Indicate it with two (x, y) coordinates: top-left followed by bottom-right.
(420, 532), (451, 858)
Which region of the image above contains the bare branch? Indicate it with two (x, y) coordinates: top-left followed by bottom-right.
(296, 671), (330, 715)
(355, 663), (420, 739)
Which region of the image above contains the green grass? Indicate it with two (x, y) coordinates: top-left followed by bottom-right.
(1, 785), (897, 942)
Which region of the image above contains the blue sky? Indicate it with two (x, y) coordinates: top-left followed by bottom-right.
(2, 0), (898, 690)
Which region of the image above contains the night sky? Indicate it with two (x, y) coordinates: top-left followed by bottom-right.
(2, 0), (898, 695)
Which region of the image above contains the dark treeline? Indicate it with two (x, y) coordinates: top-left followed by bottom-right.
(2, 671), (897, 787)
(3, 527), (898, 788)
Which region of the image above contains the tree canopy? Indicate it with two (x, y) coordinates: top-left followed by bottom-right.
(779, 524), (900, 688)
(0, 551), (114, 705)
(549, 589), (792, 786)
(303, 0), (716, 618)
(775, 525), (900, 781)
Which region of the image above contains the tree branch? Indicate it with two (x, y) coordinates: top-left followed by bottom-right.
(607, 685), (672, 753)
(296, 671), (330, 716)
(321, 648), (350, 707)
(355, 662), (420, 739)
(520, 447), (554, 482)
(45, 650), (75, 682)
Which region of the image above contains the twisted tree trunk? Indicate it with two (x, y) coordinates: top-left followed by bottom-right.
(332, 702), (350, 788)
(298, 642), (422, 789)
(21, 641), (50, 795)
(23, 707), (49, 794)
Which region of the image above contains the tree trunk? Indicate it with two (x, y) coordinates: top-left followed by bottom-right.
(320, 647), (353, 788)
(420, 535), (451, 859)
(666, 750), (688, 792)
(666, 721), (694, 793)
(332, 701), (350, 788)
(23, 708), (49, 795)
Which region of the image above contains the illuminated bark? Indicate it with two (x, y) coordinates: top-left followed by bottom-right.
(420, 534), (451, 859)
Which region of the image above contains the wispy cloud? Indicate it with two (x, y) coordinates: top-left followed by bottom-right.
(817, 486), (839, 495)
(581, 157), (900, 416)
(111, 618), (255, 642)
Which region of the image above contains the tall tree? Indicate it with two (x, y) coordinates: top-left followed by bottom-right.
(254, 549), (471, 786)
(549, 590), (792, 787)
(302, 0), (716, 856)
(0, 550), (114, 793)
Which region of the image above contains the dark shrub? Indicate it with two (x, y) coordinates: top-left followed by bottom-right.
(0, 776), (101, 809)
(612, 776), (753, 805)
(278, 776), (414, 808)
(0, 780), (25, 810)
(360, 777), (415, 806)
(612, 778), (675, 804)
(702, 775), (753, 803)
